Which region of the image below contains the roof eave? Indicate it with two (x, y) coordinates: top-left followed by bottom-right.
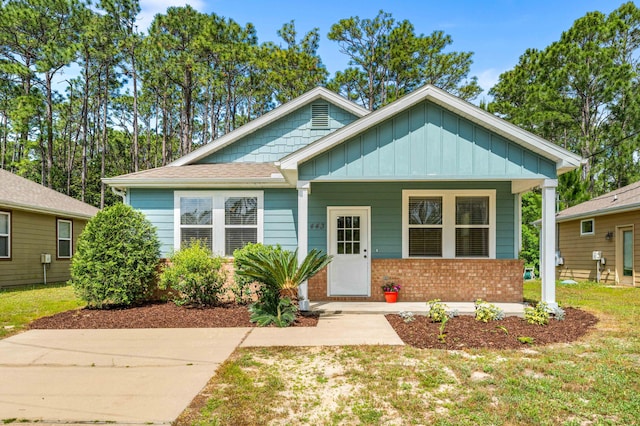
(0, 200), (97, 220)
(102, 177), (293, 189)
(556, 202), (640, 223)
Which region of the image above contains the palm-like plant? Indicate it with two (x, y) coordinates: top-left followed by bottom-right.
(236, 248), (332, 301)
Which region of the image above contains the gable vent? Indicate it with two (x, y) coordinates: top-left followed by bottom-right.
(311, 104), (329, 128)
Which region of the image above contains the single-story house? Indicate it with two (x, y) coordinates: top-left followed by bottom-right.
(104, 85), (582, 309)
(0, 169), (99, 287)
(556, 180), (639, 286)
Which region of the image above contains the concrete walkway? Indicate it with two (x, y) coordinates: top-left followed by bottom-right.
(310, 301), (525, 316)
(0, 313), (405, 424)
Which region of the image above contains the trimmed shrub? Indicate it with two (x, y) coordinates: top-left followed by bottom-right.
(524, 301), (550, 325)
(474, 299), (505, 322)
(159, 241), (226, 306)
(232, 243), (282, 304)
(71, 203), (160, 308)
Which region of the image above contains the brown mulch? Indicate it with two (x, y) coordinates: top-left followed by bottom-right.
(28, 302), (319, 329)
(386, 307), (598, 350)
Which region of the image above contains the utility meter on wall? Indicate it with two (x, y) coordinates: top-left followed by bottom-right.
(592, 251), (602, 261)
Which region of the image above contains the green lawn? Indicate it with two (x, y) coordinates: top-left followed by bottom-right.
(185, 281), (640, 425)
(0, 283), (84, 339)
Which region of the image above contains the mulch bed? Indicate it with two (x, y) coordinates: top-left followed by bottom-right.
(385, 307), (599, 350)
(28, 302), (319, 329)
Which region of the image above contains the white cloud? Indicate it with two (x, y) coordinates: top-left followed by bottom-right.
(137, 0), (207, 33)
(476, 68), (502, 95)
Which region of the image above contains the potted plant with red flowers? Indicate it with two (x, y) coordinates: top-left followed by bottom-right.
(381, 281), (401, 303)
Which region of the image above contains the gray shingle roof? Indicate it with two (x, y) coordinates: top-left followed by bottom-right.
(556, 180), (640, 221)
(109, 163), (280, 180)
(0, 169), (99, 219)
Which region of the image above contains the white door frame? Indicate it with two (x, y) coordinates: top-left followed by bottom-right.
(327, 206), (371, 297)
(616, 225), (635, 286)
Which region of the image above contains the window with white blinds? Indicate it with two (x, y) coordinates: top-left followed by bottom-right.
(175, 191), (263, 256)
(0, 211), (10, 258)
(402, 190), (495, 258)
(57, 219), (73, 258)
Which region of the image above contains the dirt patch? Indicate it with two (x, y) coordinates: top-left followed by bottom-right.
(28, 302), (319, 329)
(386, 307), (598, 350)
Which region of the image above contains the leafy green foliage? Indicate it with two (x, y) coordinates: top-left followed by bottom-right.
(248, 297), (297, 327)
(70, 203), (160, 308)
(520, 191), (541, 274)
(426, 299), (448, 323)
(159, 241), (226, 306)
(524, 301), (551, 325)
(474, 299), (505, 322)
(232, 243), (282, 304)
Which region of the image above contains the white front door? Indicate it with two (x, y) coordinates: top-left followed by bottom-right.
(328, 207), (370, 296)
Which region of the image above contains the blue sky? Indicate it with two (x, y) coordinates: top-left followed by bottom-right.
(139, 0), (621, 99)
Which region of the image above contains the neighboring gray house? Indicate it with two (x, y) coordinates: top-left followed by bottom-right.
(0, 169), (99, 287)
(104, 85), (582, 308)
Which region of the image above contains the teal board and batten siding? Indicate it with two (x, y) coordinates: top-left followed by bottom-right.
(299, 101), (557, 180)
(198, 103), (360, 164)
(128, 188), (298, 257)
(308, 182), (516, 259)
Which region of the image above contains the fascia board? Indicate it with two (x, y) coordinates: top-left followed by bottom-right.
(556, 203), (640, 223)
(102, 177), (292, 189)
(170, 87), (369, 167)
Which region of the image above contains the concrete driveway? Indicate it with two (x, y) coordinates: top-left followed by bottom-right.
(0, 328), (250, 424)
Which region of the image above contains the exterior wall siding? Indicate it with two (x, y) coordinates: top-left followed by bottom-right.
(557, 211), (640, 286)
(308, 259), (524, 302)
(299, 101), (557, 181)
(128, 187), (299, 257)
(199, 103), (360, 164)
(308, 181), (516, 260)
(0, 209), (88, 287)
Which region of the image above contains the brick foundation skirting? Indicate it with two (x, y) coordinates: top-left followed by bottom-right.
(308, 258), (524, 303)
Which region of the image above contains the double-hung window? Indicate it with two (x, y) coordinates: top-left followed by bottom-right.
(403, 190), (495, 258)
(0, 211), (10, 259)
(57, 219), (73, 258)
(175, 191), (263, 256)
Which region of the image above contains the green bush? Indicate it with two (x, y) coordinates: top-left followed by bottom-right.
(232, 243), (282, 304)
(426, 299), (448, 323)
(524, 301), (550, 325)
(159, 241), (226, 306)
(474, 299), (505, 322)
(248, 297), (297, 327)
(70, 203), (160, 308)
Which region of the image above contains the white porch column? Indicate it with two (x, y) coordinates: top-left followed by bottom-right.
(540, 179), (558, 308)
(297, 181), (310, 311)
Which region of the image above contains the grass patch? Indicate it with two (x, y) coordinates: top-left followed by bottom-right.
(184, 280), (640, 425)
(0, 283), (83, 338)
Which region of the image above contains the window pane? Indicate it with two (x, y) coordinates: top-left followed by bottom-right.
(409, 197), (442, 225)
(58, 221), (71, 239)
(581, 220), (593, 234)
(0, 214), (8, 234)
(456, 228), (489, 257)
(181, 198), (212, 225)
(181, 228), (212, 249)
(456, 197), (488, 225)
(225, 228), (257, 256)
(623, 230), (633, 276)
(409, 228), (442, 257)
(225, 197), (257, 225)
(0, 236), (8, 257)
(58, 240), (71, 258)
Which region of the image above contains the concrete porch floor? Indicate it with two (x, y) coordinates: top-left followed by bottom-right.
(309, 301), (525, 316)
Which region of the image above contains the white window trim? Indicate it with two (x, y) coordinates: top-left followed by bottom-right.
(57, 219), (73, 259)
(580, 218), (595, 236)
(402, 189), (496, 259)
(0, 211), (10, 259)
(174, 190), (264, 257)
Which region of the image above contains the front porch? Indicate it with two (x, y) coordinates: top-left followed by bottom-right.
(310, 301), (525, 316)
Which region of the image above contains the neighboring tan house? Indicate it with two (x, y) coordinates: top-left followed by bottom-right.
(556, 180), (640, 286)
(0, 169), (99, 287)
(104, 85), (582, 309)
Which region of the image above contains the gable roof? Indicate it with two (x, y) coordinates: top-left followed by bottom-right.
(0, 169), (99, 219)
(556, 180), (640, 222)
(278, 85), (583, 181)
(170, 86), (370, 167)
(103, 163), (288, 188)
